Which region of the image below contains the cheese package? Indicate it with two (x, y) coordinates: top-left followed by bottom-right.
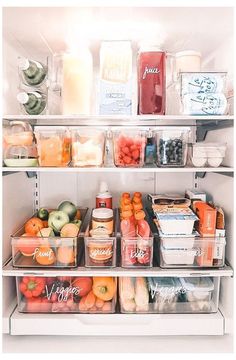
(194, 201), (217, 237)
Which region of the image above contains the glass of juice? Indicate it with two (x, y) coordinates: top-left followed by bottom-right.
(35, 127), (71, 167)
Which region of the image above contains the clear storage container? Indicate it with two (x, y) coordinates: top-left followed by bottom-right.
(155, 127), (190, 167)
(84, 209), (117, 267)
(154, 208), (198, 235)
(35, 126), (71, 167)
(113, 129), (147, 167)
(121, 237), (153, 268)
(16, 276), (117, 313)
(191, 142), (227, 167)
(160, 237), (226, 267)
(71, 128), (105, 167)
(11, 208), (88, 268)
(119, 276), (219, 314)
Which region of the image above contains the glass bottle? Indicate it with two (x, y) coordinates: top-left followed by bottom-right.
(17, 91), (47, 115)
(18, 57), (47, 86)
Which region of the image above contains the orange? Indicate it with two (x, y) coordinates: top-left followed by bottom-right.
(34, 246), (56, 265)
(60, 223), (79, 237)
(25, 217), (44, 235)
(75, 209), (81, 220)
(57, 246), (75, 265)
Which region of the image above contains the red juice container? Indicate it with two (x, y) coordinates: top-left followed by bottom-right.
(137, 46), (166, 115)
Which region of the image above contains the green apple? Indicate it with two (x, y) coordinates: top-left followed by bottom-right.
(58, 201), (77, 220)
(48, 211), (69, 233)
(37, 207), (49, 220)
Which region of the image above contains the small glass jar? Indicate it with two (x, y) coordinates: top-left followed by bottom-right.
(92, 208), (114, 236)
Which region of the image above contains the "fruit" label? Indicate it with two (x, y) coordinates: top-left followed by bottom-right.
(33, 248), (54, 260)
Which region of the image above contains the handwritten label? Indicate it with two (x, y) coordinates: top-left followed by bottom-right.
(90, 248), (113, 258)
(143, 66), (160, 79)
(130, 249), (148, 259)
(45, 284), (81, 302)
(33, 248), (54, 260)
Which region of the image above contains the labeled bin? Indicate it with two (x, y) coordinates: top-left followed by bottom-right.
(11, 207), (88, 268)
(16, 276), (117, 313)
(119, 276), (219, 313)
(159, 237), (226, 268)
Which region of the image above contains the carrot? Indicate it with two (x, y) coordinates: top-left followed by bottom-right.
(95, 297), (105, 308)
(78, 296), (87, 311)
(89, 305), (98, 312)
(84, 290), (96, 309)
(102, 302), (112, 312)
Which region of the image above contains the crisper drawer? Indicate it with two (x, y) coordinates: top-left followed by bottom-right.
(119, 276), (220, 314)
(16, 276), (117, 314)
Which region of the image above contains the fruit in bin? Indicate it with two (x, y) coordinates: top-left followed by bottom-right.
(92, 277), (116, 301)
(58, 201), (77, 220)
(42, 220), (48, 228)
(19, 277), (46, 298)
(75, 209), (81, 220)
(48, 210), (69, 233)
(60, 223), (79, 237)
(133, 202), (143, 211)
(72, 277), (92, 297)
(40, 298), (52, 312)
(34, 246), (56, 265)
(134, 210), (145, 221)
(37, 208), (49, 221)
(57, 246), (75, 264)
(71, 219), (82, 229)
(78, 297), (87, 311)
(25, 217), (44, 235)
(115, 136), (145, 166)
(16, 233), (39, 256)
(37, 227), (55, 238)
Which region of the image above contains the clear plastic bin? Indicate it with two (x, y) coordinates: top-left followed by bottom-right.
(119, 276), (219, 313)
(11, 207), (88, 268)
(16, 276), (117, 313)
(155, 127), (190, 167)
(71, 128), (105, 167)
(84, 209), (117, 267)
(121, 237), (153, 268)
(191, 142), (227, 167)
(113, 129), (147, 167)
(35, 126), (71, 167)
(160, 237), (226, 267)
(154, 209), (198, 235)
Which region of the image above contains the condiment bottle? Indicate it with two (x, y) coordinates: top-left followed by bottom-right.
(96, 181), (112, 209)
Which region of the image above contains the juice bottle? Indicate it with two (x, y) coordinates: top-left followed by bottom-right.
(137, 45), (166, 115)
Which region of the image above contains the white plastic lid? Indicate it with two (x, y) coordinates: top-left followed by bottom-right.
(193, 142), (227, 149)
(138, 40), (164, 52)
(176, 50), (202, 58)
(17, 92), (29, 104)
(180, 277), (214, 292)
(18, 58), (30, 70)
(92, 208), (113, 219)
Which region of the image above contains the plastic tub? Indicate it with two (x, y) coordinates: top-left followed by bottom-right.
(113, 129), (147, 167)
(160, 237), (226, 267)
(11, 207), (88, 268)
(35, 126), (71, 167)
(16, 276), (117, 313)
(71, 128), (105, 167)
(156, 127), (190, 167)
(84, 209), (117, 267)
(119, 276), (220, 313)
(154, 210), (198, 235)
(180, 277), (214, 302)
(191, 142), (227, 168)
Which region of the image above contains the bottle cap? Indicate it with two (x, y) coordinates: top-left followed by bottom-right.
(17, 92), (29, 104)
(18, 58), (30, 70)
(99, 181), (109, 194)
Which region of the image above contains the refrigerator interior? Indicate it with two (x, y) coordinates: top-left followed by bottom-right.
(2, 6), (234, 353)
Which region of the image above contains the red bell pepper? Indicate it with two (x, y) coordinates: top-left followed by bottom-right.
(19, 277), (46, 298)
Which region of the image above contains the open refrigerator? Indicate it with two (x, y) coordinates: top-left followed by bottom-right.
(2, 6), (234, 353)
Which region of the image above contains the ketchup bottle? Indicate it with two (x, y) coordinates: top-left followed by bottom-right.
(137, 44), (166, 115)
